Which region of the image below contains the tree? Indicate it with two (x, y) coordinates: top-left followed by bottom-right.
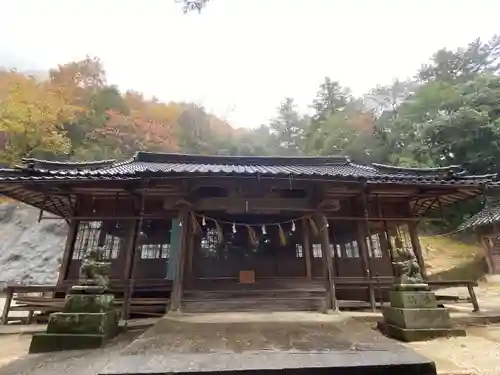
(176, 0), (209, 13)
(311, 77), (350, 122)
(0, 75), (82, 164)
(268, 98), (306, 155)
(415, 74), (500, 174)
(418, 35), (500, 83)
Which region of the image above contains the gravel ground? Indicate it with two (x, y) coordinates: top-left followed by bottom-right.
(0, 285), (499, 374)
(405, 325), (500, 375)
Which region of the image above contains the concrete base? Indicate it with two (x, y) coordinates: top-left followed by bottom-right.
(28, 292), (119, 353)
(29, 332), (113, 353)
(100, 317), (437, 375)
(382, 306), (452, 329)
(377, 322), (466, 342)
(379, 287), (462, 342)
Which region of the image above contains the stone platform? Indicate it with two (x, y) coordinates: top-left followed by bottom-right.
(100, 313), (437, 375)
(29, 293), (119, 353)
(379, 285), (466, 342)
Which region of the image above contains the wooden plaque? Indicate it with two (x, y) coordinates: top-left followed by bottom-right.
(239, 270), (255, 284)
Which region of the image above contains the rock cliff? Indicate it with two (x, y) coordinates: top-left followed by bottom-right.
(0, 203), (67, 285)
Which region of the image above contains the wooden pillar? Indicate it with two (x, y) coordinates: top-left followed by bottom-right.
(315, 215), (338, 312)
(481, 236), (495, 274)
(358, 181), (376, 311)
(123, 220), (139, 281)
(186, 216), (197, 281)
(169, 208), (189, 313)
(1, 287), (13, 325)
(357, 222), (376, 311)
(407, 221), (427, 279)
(302, 217), (312, 280)
(122, 219), (138, 320)
(57, 220), (79, 286)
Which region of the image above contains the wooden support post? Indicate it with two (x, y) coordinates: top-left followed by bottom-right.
(302, 217), (312, 280)
(124, 189), (146, 326)
(315, 215), (338, 312)
(467, 283), (480, 312)
(358, 181), (376, 311)
(357, 221), (376, 311)
(407, 221), (427, 279)
(57, 220), (79, 286)
(481, 236), (495, 275)
(1, 287), (13, 325)
(186, 224), (196, 281)
(169, 208), (189, 313)
(122, 219), (138, 321)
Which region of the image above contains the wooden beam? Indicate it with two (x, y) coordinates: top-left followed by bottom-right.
(314, 215), (338, 312)
(57, 220), (79, 286)
(191, 197), (314, 212)
(302, 217), (312, 280)
(326, 216), (443, 222)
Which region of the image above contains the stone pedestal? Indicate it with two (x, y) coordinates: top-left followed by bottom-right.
(377, 284), (466, 342)
(29, 291), (119, 353)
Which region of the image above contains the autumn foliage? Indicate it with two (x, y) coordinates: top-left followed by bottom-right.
(0, 56), (235, 164)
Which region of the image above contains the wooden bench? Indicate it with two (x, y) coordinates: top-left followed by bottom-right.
(1, 284), (64, 324)
(332, 278), (481, 312)
(427, 280), (480, 312)
(1, 283), (172, 324)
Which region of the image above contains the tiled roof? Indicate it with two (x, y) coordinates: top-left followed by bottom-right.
(0, 152), (496, 185)
(459, 205), (500, 230)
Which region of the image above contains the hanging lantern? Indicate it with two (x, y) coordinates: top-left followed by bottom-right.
(232, 222), (236, 233)
(291, 221), (296, 232)
(202, 216), (206, 226)
(262, 225), (267, 235)
(179, 221), (182, 227)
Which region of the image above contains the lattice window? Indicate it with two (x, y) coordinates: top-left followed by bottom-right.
(295, 244), (303, 258)
(335, 244), (342, 258)
(367, 233), (383, 258)
(200, 228), (219, 257)
(140, 243), (170, 259)
(344, 241), (360, 258)
(72, 220), (123, 260)
(312, 244), (322, 258)
(137, 219), (171, 259)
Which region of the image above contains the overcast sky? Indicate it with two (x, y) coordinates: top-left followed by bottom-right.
(1, 0), (499, 128)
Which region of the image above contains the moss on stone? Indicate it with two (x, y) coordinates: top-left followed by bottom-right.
(47, 311), (119, 335)
(64, 293), (115, 313)
(29, 333), (110, 353)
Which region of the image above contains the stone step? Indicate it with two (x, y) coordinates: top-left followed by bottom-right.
(183, 297), (324, 313)
(184, 289), (325, 300)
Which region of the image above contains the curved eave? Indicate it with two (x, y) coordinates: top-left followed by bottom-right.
(0, 183), (72, 218)
(21, 157), (117, 170)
